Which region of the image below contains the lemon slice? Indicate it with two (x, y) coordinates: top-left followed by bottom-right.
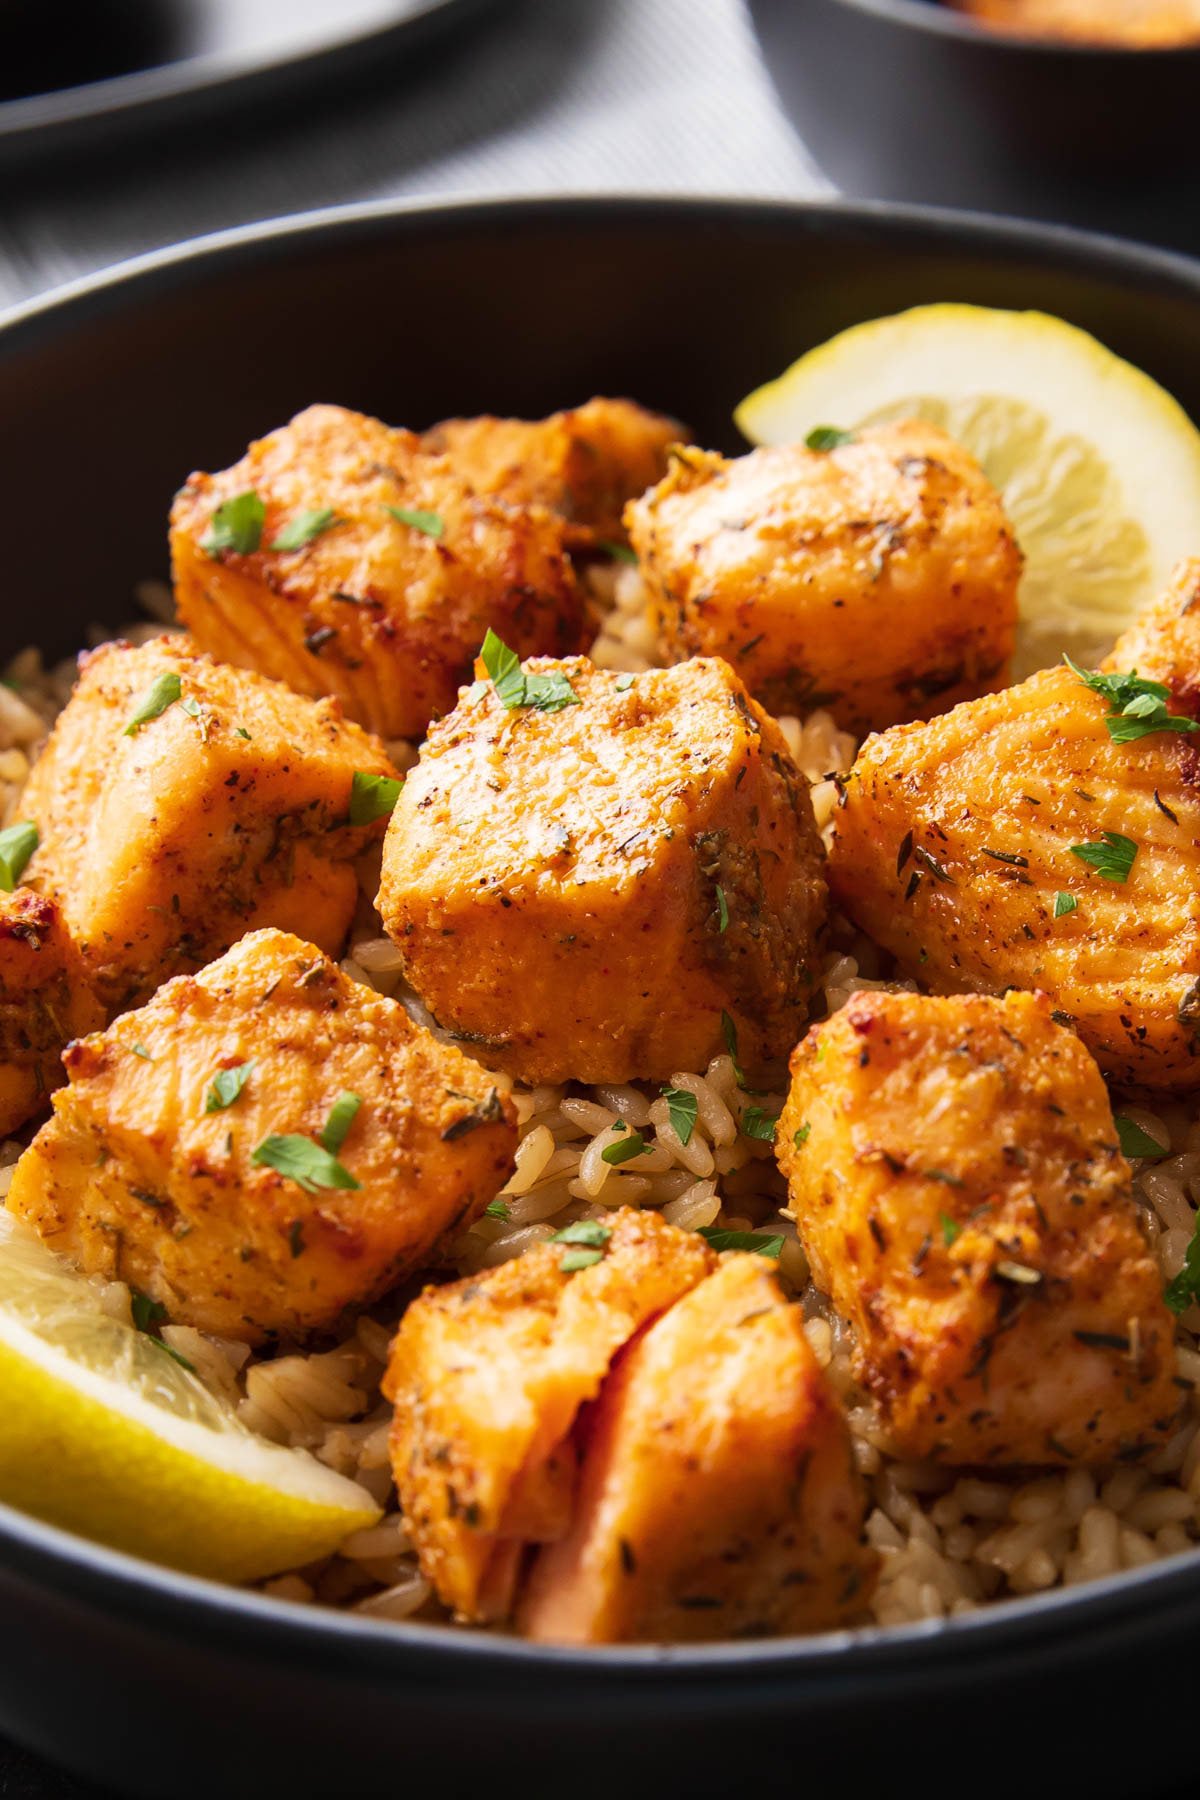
(735, 304), (1200, 679)
(0, 1208), (380, 1581)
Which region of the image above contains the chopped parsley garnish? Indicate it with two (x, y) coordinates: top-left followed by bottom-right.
(552, 1219), (612, 1272)
(479, 628), (580, 713)
(180, 696), (203, 720)
(205, 1060), (255, 1114)
(0, 820), (37, 891)
(599, 540), (638, 564)
(251, 1133), (361, 1193)
(805, 425), (857, 451)
(130, 1044), (153, 1061)
(614, 673), (636, 693)
(130, 1289), (167, 1332)
(1053, 891), (1077, 918)
(235, 727), (252, 741)
(202, 491), (265, 557)
(601, 1129), (651, 1166)
(485, 1199), (510, 1221)
(1165, 1208), (1200, 1315)
(1065, 655), (1200, 745)
(269, 506), (340, 551)
(661, 1084), (698, 1146)
(1114, 1114), (1169, 1161)
(925, 1168), (965, 1188)
(560, 1248), (605, 1271)
(1069, 832), (1138, 883)
(385, 503), (444, 539)
(720, 1010), (745, 1086)
(698, 1228), (784, 1257)
(741, 1106), (779, 1143)
(940, 1212), (961, 1247)
(123, 671), (182, 735)
(715, 885), (729, 933)
(349, 770), (403, 825)
(130, 1289), (194, 1370)
(793, 1122), (811, 1149)
(320, 1091), (362, 1155)
(551, 1220), (613, 1247)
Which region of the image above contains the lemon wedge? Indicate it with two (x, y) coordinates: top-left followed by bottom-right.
(735, 304), (1200, 679)
(0, 1208), (380, 1581)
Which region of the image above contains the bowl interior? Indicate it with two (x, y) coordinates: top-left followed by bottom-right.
(1, 196), (1200, 1796)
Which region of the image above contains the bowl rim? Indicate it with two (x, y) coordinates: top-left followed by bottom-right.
(783, 0), (1200, 58)
(3, 189), (1200, 342)
(2, 187), (1200, 1678)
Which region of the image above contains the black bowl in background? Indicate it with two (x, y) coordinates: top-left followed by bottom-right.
(2, 195), (1200, 1800)
(748, 0), (1200, 255)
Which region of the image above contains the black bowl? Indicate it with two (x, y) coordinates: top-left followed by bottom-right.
(2, 195), (1200, 1800)
(748, 0), (1200, 254)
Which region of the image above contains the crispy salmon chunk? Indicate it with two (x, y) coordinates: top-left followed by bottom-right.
(421, 397), (681, 546)
(377, 653), (827, 1084)
(19, 636), (396, 1012)
(7, 929), (515, 1345)
(0, 889), (102, 1135)
(170, 403), (588, 740)
(384, 1208), (716, 1622)
(519, 1254), (875, 1644)
(626, 419), (1020, 735)
(777, 990), (1178, 1465)
(829, 649), (1200, 1090)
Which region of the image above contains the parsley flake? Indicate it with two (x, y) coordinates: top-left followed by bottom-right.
(560, 1247), (605, 1272)
(320, 1091), (362, 1155)
(741, 1106), (779, 1143)
(269, 506), (340, 552)
(205, 1060), (255, 1113)
(720, 1010), (745, 1085)
(1070, 832), (1138, 883)
(805, 426), (857, 451)
(793, 1122), (811, 1149)
(349, 770), (403, 825)
(661, 1084), (698, 1146)
(202, 491), (265, 557)
(155, 1339), (196, 1374)
(0, 820), (37, 891)
(130, 1289), (168, 1332)
(251, 1134), (360, 1194)
(614, 673), (636, 693)
(1114, 1114), (1169, 1161)
(1165, 1210), (1200, 1314)
(123, 671), (182, 735)
(940, 1213), (961, 1246)
(599, 540), (638, 564)
(925, 1168), (965, 1188)
(479, 629), (580, 713)
(698, 1228), (784, 1257)
(715, 885), (729, 933)
(385, 504), (444, 539)
(485, 1199), (510, 1221)
(551, 1220), (613, 1248)
(130, 1044), (153, 1062)
(1053, 891), (1078, 918)
(1065, 655), (1200, 746)
(601, 1129), (651, 1166)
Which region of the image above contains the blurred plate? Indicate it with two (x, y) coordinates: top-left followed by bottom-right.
(0, 0), (500, 161)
